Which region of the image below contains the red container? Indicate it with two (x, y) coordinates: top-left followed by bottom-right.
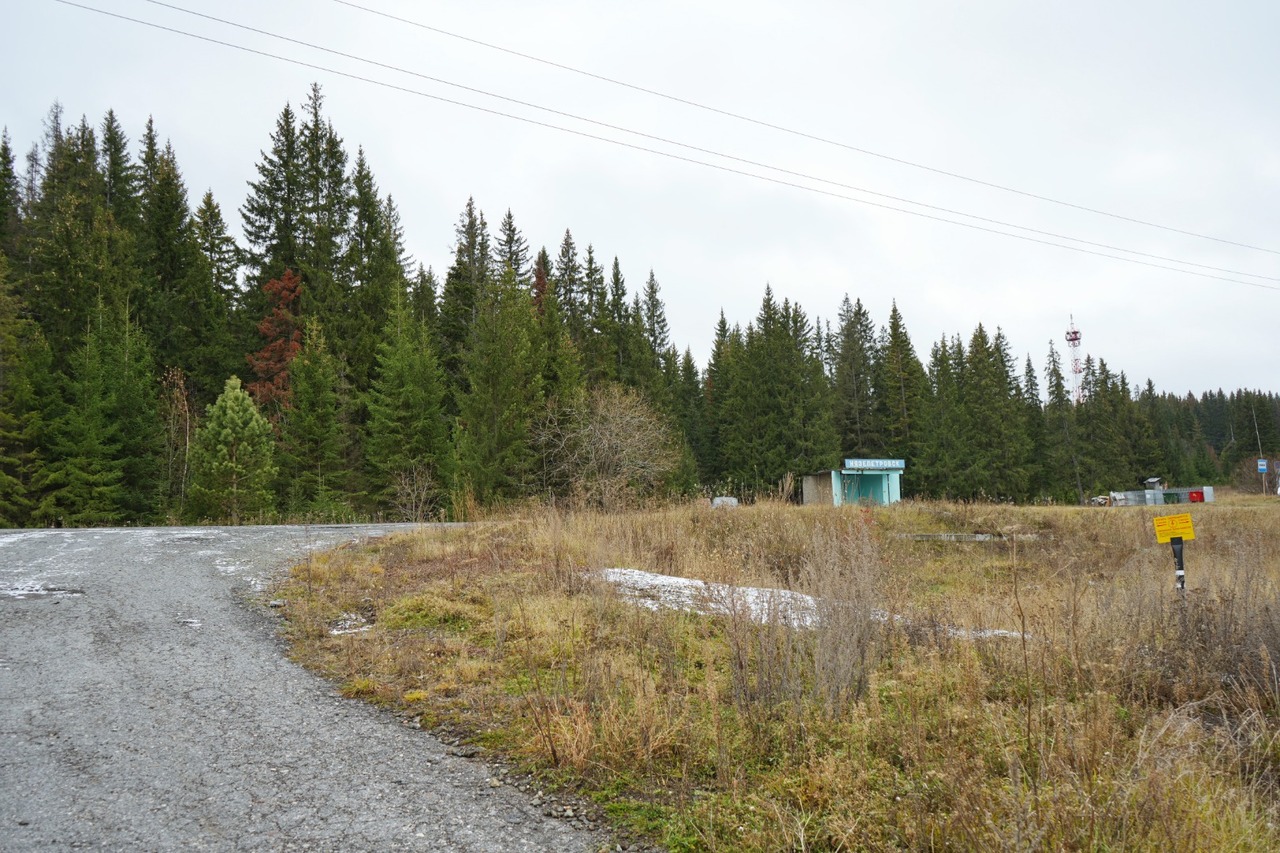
(1189, 490), (1205, 503)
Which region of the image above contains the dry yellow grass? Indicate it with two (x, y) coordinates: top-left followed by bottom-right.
(279, 497), (1280, 851)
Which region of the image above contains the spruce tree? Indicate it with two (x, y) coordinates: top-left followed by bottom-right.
(364, 299), (451, 516)
(1021, 354), (1047, 497)
(343, 149), (407, 390)
(297, 84), (350, 337)
(31, 311), (126, 526)
(98, 110), (140, 235)
(958, 325), (1030, 500)
(719, 288), (838, 492)
(136, 141), (213, 386)
(1043, 341), (1084, 502)
(917, 334), (964, 497)
(241, 101), (304, 301)
(0, 129), (20, 258)
(277, 318), (345, 514)
(869, 301), (928, 476)
(700, 311), (741, 483)
(553, 229), (582, 340)
(0, 256), (48, 526)
(21, 113), (135, 364)
(832, 295), (877, 457)
(437, 198), (491, 399)
(188, 376), (277, 524)
(409, 263), (438, 328)
(493, 208), (530, 287)
(190, 190), (241, 402)
(578, 244), (612, 383)
(453, 266), (541, 505)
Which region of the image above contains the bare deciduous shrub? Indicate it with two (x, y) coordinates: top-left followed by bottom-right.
(391, 465), (438, 522)
(533, 384), (680, 510)
(798, 523), (883, 715)
(717, 517), (884, 723)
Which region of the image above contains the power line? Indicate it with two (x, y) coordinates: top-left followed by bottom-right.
(49, 0), (1280, 294)
(330, 0), (1280, 258)
(136, 0), (1280, 285)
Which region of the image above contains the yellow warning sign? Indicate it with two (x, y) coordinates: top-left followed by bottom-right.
(1153, 513), (1195, 543)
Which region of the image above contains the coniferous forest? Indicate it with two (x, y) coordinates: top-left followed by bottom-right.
(1, 86), (1277, 526)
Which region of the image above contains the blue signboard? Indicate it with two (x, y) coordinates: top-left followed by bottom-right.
(1260, 459), (1269, 474)
(843, 458), (906, 470)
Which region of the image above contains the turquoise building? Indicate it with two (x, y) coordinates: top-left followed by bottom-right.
(802, 459), (905, 506)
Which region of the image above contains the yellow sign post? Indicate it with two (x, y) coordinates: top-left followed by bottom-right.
(1153, 513), (1195, 591)
(1153, 513), (1195, 544)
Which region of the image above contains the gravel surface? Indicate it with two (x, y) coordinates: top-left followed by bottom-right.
(0, 525), (610, 852)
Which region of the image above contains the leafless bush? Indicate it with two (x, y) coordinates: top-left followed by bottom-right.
(160, 366), (195, 515)
(391, 465), (438, 522)
(798, 523), (883, 714)
(533, 384), (680, 510)
(719, 517), (884, 722)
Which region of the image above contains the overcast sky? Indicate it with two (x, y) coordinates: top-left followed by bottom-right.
(6, 0), (1278, 395)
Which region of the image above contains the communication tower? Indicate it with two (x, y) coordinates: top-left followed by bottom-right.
(1065, 316), (1083, 404)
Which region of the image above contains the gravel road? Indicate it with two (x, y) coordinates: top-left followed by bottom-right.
(0, 525), (608, 851)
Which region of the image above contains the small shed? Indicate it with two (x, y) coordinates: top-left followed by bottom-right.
(802, 458), (905, 507)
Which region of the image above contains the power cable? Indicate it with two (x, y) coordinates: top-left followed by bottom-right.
(329, 0), (1280, 257)
(49, 0), (1280, 294)
(136, 0), (1280, 284)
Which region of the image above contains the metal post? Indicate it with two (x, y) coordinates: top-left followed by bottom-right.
(1170, 536), (1185, 591)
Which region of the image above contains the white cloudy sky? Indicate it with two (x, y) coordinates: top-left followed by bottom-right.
(6, 0), (1278, 394)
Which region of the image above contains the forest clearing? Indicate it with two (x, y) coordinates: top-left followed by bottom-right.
(279, 495), (1280, 851)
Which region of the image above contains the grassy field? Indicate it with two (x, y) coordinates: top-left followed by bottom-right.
(279, 495), (1280, 850)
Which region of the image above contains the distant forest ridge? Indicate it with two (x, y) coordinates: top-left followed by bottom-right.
(1, 85), (1277, 526)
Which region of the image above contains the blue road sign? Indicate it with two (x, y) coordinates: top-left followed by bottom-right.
(1261, 459), (1269, 473)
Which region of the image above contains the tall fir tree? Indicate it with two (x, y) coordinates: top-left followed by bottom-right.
(240, 101), (304, 306)
(0, 128), (22, 258)
(719, 288), (838, 492)
(187, 376), (277, 523)
(98, 110), (141, 236)
(0, 255), (49, 526)
(606, 258), (631, 384)
(1021, 354), (1047, 497)
(364, 298), (451, 515)
(832, 295), (877, 457)
(578, 244), (612, 383)
(21, 112), (135, 365)
(437, 197), (491, 400)
(1043, 341), (1084, 502)
(453, 265), (541, 505)
(31, 308), (128, 526)
(343, 148), (407, 390)
(493, 208), (530, 287)
(189, 189), (241, 402)
(553, 229), (583, 341)
(297, 83), (351, 337)
(869, 301), (928, 477)
(917, 334), (964, 497)
(409, 263), (438, 328)
(957, 325), (1030, 500)
(699, 311), (741, 483)
(277, 318), (345, 513)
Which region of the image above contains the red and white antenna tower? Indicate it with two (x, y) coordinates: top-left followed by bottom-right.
(1065, 315), (1083, 404)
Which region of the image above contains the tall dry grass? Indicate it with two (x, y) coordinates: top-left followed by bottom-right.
(278, 498), (1280, 850)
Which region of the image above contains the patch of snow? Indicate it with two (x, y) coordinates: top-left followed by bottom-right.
(330, 612), (371, 635)
(2, 582), (84, 599)
(594, 568), (1025, 640)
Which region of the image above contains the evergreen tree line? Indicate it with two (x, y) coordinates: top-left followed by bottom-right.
(1, 88), (1276, 525)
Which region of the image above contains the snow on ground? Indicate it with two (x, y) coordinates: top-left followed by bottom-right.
(595, 567), (1024, 640)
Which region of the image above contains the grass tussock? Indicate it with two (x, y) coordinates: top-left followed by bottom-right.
(279, 498), (1280, 850)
